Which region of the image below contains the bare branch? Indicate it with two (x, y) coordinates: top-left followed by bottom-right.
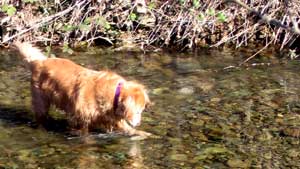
(225, 0), (300, 35)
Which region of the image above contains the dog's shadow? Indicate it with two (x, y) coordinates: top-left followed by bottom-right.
(0, 104), (69, 133)
(0, 105), (116, 137)
(0, 105), (154, 141)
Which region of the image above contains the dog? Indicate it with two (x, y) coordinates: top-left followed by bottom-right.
(12, 42), (151, 137)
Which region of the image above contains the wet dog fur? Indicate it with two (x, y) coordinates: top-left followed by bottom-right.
(13, 42), (151, 136)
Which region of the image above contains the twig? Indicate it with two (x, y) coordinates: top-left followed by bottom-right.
(239, 38), (274, 66)
(87, 35), (113, 45)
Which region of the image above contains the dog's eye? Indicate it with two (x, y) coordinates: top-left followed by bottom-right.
(144, 104), (151, 112)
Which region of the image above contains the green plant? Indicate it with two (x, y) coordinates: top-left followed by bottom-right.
(179, 0), (185, 5)
(61, 24), (77, 32)
(148, 1), (156, 10)
(62, 43), (73, 54)
(129, 12), (137, 21)
(1, 4), (16, 16)
(207, 8), (215, 16)
(46, 46), (56, 58)
(78, 17), (92, 31)
(95, 15), (111, 30)
(217, 12), (227, 22)
(192, 0), (200, 9)
(198, 12), (205, 21)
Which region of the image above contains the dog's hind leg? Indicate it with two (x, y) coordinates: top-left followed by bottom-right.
(31, 86), (50, 126)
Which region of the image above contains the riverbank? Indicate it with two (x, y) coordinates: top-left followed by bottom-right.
(1, 0), (299, 54)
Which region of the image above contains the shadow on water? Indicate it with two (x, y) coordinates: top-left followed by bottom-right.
(0, 106), (31, 125)
(0, 104), (69, 133)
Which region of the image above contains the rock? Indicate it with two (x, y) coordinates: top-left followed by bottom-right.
(287, 149), (299, 158)
(283, 126), (300, 138)
(257, 129), (273, 141)
(170, 154), (188, 161)
(227, 159), (250, 168)
(152, 87), (170, 95)
(178, 86), (194, 95)
(193, 146), (233, 161)
(18, 149), (35, 163)
(190, 132), (208, 141)
(210, 97), (221, 103)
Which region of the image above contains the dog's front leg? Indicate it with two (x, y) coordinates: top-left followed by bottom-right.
(117, 120), (151, 137)
(69, 122), (89, 136)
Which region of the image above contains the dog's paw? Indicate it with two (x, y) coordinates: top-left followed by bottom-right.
(133, 130), (152, 137)
(130, 131), (152, 140)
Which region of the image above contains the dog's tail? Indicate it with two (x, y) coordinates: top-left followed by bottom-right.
(13, 42), (47, 64)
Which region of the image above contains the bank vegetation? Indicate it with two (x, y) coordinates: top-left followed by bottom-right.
(0, 0), (299, 55)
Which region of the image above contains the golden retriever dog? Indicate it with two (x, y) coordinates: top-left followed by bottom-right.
(13, 42), (151, 137)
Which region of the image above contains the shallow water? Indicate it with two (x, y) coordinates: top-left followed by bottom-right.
(0, 47), (300, 168)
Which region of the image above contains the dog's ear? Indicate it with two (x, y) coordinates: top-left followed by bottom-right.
(115, 101), (126, 117)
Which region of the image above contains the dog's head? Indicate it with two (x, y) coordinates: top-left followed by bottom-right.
(116, 81), (151, 127)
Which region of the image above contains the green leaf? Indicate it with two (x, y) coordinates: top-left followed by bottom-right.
(148, 2), (156, 10)
(198, 12), (205, 21)
(61, 24), (76, 32)
(79, 23), (91, 31)
(192, 0), (200, 8)
(46, 46), (51, 53)
(6, 6), (16, 16)
(83, 17), (92, 24)
(95, 16), (104, 25)
(95, 16), (111, 30)
(1, 4), (9, 12)
(46, 46), (56, 58)
(129, 13), (137, 21)
(207, 8), (215, 16)
(62, 43), (73, 54)
(104, 22), (111, 30)
(217, 12), (227, 22)
(179, 0), (185, 5)
(1, 4), (16, 16)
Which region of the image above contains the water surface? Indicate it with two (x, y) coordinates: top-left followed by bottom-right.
(0, 47), (300, 168)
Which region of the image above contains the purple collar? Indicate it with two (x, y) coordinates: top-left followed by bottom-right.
(113, 82), (123, 111)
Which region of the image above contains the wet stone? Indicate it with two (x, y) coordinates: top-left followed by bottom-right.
(178, 86), (194, 95)
(283, 127), (300, 138)
(152, 87), (170, 95)
(170, 154), (188, 161)
(287, 149), (299, 158)
(227, 159), (251, 168)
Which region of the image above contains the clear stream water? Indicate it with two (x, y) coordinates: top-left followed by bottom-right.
(0, 47), (300, 168)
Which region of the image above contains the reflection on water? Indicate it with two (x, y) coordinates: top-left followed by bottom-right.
(0, 47), (300, 168)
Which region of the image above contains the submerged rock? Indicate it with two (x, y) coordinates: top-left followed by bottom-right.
(152, 87), (170, 95)
(227, 158), (251, 168)
(283, 127), (300, 138)
(170, 153), (188, 161)
(193, 146), (233, 161)
(178, 86), (194, 95)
